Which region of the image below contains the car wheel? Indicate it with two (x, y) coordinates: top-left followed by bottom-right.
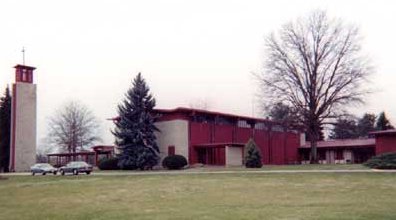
(53, 171), (57, 175)
(61, 170), (65, 176)
(32, 172), (35, 176)
(42, 172), (46, 175)
(86, 171), (91, 175)
(73, 169), (78, 175)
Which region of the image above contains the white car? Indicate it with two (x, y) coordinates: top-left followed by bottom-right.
(30, 163), (58, 176)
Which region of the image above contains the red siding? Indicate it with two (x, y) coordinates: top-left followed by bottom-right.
(189, 122), (211, 164)
(235, 127), (253, 143)
(181, 117), (300, 165)
(376, 135), (396, 155)
(214, 125), (233, 142)
(253, 130), (270, 164)
(284, 133), (299, 164)
(270, 132), (284, 165)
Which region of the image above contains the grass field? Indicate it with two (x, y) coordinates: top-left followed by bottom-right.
(1, 169), (395, 220)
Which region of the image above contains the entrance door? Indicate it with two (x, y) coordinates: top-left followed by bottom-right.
(195, 148), (225, 165)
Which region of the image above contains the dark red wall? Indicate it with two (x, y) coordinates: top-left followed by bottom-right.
(189, 122), (211, 164)
(376, 135), (396, 155)
(188, 121), (300, 165)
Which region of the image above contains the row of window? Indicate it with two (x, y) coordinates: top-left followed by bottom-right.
(191, 116), (286, 130)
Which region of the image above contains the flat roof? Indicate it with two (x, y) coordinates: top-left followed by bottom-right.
(370, 129), (396, 136)
(194, 142), (245, 148)
(300, 138), (376, 149)
(14, 64), (36, 70)
(47, 152), (95, 156)
(152, 107), (282, 125)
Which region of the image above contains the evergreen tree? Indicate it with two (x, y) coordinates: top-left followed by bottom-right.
(113, 73), (159, 170)
(267, 102), (299, 129)
(375, 112), (394, 131)
(356, 113), (376, 138)
(244, 138), (262, 168)
(0, 87), (11, 172)
(329, 117), (359, 139)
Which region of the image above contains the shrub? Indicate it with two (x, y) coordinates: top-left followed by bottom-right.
(98, 157), (120, 170)
(244, 138), (263, 168)
(162, 155), (188, 170)
(364, 152), (396, 169)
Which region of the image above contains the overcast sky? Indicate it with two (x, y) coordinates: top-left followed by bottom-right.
(0, 0), (395, 146)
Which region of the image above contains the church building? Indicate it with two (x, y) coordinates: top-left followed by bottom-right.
(153, 107), (301, 166)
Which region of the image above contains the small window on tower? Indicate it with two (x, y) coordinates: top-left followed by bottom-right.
(22, 70), (27, 82)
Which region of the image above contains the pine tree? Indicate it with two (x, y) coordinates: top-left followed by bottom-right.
(375, 112), (394, 131)
(329, 117), (359, 139)
(357, 113), (376, 138)
(244, 138), (262, 168)
(113, 73), (159, 170)
(0, 86), (11, 172)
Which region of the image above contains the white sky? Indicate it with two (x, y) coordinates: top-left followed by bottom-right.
(0, 0), (395, 146)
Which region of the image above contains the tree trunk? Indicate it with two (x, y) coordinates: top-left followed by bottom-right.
(309, 139), (318, 164)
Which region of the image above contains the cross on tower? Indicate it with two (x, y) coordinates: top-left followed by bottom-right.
(22, 47), (25, 65)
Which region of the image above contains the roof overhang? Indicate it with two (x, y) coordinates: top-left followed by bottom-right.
(370, 129), (396, 136)
(194, 142), (245, 148)
(300, 138), (376, 149)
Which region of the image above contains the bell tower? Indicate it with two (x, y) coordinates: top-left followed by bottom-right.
(9, 64), (37, 172)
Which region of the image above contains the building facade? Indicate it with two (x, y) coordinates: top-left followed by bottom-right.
(299, 139), (376, 164)
(153, 108), (301, 166)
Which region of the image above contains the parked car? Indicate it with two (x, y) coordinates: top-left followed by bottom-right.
(30, 163), (58, 176)
(59, 161), (93, 175)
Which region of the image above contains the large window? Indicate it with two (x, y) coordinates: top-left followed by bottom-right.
(216, 116), (234, 126)
(237, 120), (251, 128)
(255, 122), (268, 130)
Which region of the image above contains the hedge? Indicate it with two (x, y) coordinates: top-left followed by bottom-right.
(162, 155), (188, 170)
(364, 152), (396, 169)
(98, 157), (120, 170)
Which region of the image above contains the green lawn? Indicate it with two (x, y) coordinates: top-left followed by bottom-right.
(1, 171), (395, 220)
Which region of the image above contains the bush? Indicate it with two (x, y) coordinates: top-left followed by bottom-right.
(162, 155), (188, 170)
(244, 138), (263, 168)
(364, 152), (396, 169)
(98, 157), (120, 170)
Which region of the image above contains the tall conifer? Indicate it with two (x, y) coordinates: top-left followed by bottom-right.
(375, 112), (394, 131)
(0, 86), (11, 172)
(113, 73), (159, 170)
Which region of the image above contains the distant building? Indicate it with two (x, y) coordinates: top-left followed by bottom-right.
(299, 139), (376, 164)
(299, 130), (396, 164)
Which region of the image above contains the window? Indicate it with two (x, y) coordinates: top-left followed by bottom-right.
(255, 122), (268, 130)
(22, 71), (27, 82)
(237, 120), (251, 128)
(168, 146), (175, 156)
(216, 116), (234, 125)
(318, 151), (326, 160)
(336, 150), (344, 160)
(271, 125), (284, 132)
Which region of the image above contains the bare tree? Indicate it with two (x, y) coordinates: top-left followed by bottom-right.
(257, 11), (372, 163)
(188, 97), (212, 110)
(47, 101), (101, 153)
